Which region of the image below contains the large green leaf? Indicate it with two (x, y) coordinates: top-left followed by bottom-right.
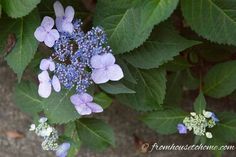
(181, 0), (236, 46)
(211, 112), (236, 143)
(193, 92), (206, 114)
(99, 82), (135, 94)
(76, 118), (115, 151)
(94, 0), (179, 54)
(0, 10), (40, 80)
(14, 81), (43, 115)
(140, 108), (187, 134)
(2, 0), (40, 18)
(203, 61), (236, 98)
(117, 67), (166, 111)
(124, 22), (200, 69)
(43, 89), (80, 124)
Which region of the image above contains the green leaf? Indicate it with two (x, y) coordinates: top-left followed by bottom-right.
(2, 0), (40, 18)
(99, 82), (135, 94)
(211, 112), (236, 143)
(0, 10), (40, 80)
(43, 89), (80, 124)
(203, 61), (236, 98)
(124, 22), (200, 69)
(140, 108), (187, 135)
(14, 81), (43, 115)
(93, 92), (112, 109)
(164, 72), (183, 105)
(117, 67), (166, 111)
(193, 92), (206, 114)
(76, 118), (115, 151)
(181, 0), (236, 46)
(94, 0), (179, 54)
(163, 56), (191, 72)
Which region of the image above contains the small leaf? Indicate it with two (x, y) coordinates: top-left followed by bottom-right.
(181, 0), (236, 46)
(43, 89), (80, 124)
(14, 81), (43, 116)
(99, 82), (135, 94)
(93, 92), (113, 109)
(117, 67), (166, 111)
(193, 92), (206, 114)
(163, 56), (191, 72)
(140, 108), (187, 135)
(124, 22), (200, 69)
(0, 10), (40, 80)
(2, 0), (40, 18)
(203, 61), (236, 98)
(94, 0), (179, 54)
(76, 118), (115, 151)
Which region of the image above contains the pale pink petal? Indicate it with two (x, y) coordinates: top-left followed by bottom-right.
(40, 59), (50, 71)
(70, 94), (83, 105)
(91, 55), (104, 69)
(41, 16), (54, 31)
(101, 53), (116, 67)
(34, 26), (47, 42)
(62, 22), (74, 33)
(52, 75), (61, 92)
(65, 6), (74, 22)
(107, 64), (124, 81)
(74, 104), (92, 115)
(56, 18), (63, 32)
(49, 29), (60, 41)
(53, 1), (64, 17)
(38, 71), (50, 82)
(91, 69), (109, 84)
(44, 33), (56, 47)
(87, 102), (103, 113)
(79, 93), (93, 103)
(38, 82), (52, 98)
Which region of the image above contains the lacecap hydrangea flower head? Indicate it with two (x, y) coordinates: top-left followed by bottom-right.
(34, 1), (124, 116)
(177, 110), (219, 139)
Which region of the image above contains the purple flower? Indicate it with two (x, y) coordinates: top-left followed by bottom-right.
(70, 93), (103, 115)
(38, 71), (61, 98)
(40, 58), (55, 71)
(53, 1), (74, 33)
(34, 16), (59, 47)
(91, 53), (124, 84)
(56, 142), (70, 157)
(177, 123), (187, 134)
(211, 112), (219, 122)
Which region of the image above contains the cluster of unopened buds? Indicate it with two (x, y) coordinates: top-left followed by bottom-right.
(30, 117), (70, 157)
(177, 110), (219, 139)
(34, 1), (124, 115)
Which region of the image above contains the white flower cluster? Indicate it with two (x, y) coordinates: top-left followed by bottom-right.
(30, 117), (59, 151)
(183, 110), (216, 138)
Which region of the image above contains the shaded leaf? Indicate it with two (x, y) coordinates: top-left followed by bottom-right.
(181, 0), (236, 46)
(2, 0), (40, 18)
(76, 118), (115, 151)
(140, 108), (187, 134)
(193, 92), (206, 114)
(99, 82), (135, 94)
(14, 81), (43, 115)
(94, 0), (179, 54)
(124, 22), (200, 69)
(43, 89), (80, 124)
(203, 61), (236, 98)
(117, 67), (166, 111)
(0, 10), (40, 80)
(93, 92), (113, 109)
